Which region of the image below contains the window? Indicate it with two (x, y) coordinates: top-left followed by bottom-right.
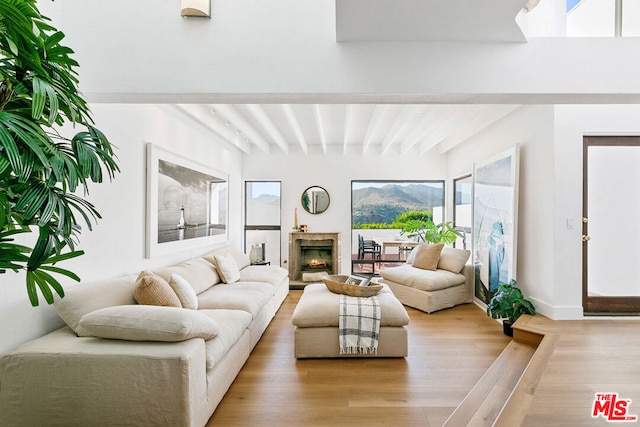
(568, 0), (640, 37)
(453, 174), (472, 249)
(244, 181), (281, 265)
(351, 180), (445, 274)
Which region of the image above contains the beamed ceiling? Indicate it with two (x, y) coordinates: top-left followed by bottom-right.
(171, 103), (522, 156)
(171, 0), (536, 156)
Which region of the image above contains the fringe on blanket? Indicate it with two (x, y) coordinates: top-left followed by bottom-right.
(339, 294), (381, 355)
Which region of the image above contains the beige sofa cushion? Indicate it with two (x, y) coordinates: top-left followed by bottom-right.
(291, 283), (410, 327)
(201, 309), (253, 370)
(77, 305), (220, 342)
(53, 275), (137, 334)
(411, 243), (444, 270)
(197, 282), (274, 317)
(169, 274), (199, 310)
(380, 264), (465, 292)
(154, 257), (220, 295)
(133, 270), (182, 307)
(239, 265), (288, 287)
(437, 247), (471, 273)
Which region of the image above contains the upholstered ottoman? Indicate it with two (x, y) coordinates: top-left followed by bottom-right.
(291, 283), (410, 358)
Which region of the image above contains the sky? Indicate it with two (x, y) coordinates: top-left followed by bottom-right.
(567, 0), (581, 12)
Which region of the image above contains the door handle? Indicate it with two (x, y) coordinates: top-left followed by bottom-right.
(582, 235), (591, 242)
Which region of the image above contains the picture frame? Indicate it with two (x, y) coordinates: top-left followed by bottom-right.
(145, 143), (228, 258)
(472, 145), (520, 304)
(345, 275), (371, 287)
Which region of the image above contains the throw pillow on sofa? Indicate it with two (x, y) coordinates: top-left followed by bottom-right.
(77, 305), (220, 342)
(437, 247), (471, 273)
(133, 270), (182, 307)
(169, 273), (199, 310)
(154, 257), (220, 295)
(211, 254), (241, 283)
(411, 243), (444, 271)
(204, 246), (251, 270)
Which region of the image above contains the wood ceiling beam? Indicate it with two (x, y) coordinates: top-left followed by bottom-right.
(362, 105), (387, 155)
(381, 105), (420, 155)
(282, 104), (308, 154)
(246, 104), (289, 154)
(211, 104), (270, 153)
(437, 105), (521, 154)
(169, 105), (251, 153)
(313, 104), (328, 155)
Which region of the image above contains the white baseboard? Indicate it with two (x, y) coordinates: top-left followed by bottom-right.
(528, 296), (584, 320)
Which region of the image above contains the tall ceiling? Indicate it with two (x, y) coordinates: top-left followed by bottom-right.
(175, 0), (536, 156)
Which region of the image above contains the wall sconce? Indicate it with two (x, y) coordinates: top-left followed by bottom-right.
(181, 0), (211, 18)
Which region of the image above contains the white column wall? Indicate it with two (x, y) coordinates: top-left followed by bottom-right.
(447, 105), (556, 316)
(0, 104), (243, 355)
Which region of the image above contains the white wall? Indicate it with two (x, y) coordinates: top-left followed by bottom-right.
(0, 104), (243, 355)
(447, 103), (640, 320)
(447, 105), (556, 316)
(37, 0), (640, 104)
(242, 146), (448, 274)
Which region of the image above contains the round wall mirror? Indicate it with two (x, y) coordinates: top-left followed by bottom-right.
(301, 186), (330, 214)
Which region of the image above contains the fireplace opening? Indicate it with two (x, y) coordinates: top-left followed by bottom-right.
(301, 246), (332, 273)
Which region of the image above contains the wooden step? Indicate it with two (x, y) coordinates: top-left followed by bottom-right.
(443, 315), (556, 427)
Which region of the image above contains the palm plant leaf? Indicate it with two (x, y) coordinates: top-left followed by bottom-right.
(0, 0), (119, 306)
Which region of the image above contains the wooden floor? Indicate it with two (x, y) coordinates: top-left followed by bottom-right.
(207, 292), (640, 426)
(520, 315), (640, 426)
(207, 291), (511, 427)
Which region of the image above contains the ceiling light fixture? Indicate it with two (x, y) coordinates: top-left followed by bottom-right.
(181, 0), (211, 18)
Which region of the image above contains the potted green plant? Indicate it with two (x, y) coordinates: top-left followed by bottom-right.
(0, 0), (119, 306)
(486, 280), (536, 336)
(401, 219), (459, 245)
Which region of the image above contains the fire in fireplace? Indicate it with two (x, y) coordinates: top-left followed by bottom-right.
(301, 246), (332, 273)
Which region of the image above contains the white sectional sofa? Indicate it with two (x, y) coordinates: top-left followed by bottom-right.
(378, 244), (473, 313)
(0, 246), (289, 427)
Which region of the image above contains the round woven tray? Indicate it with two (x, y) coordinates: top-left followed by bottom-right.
(322, 275), (383, 297)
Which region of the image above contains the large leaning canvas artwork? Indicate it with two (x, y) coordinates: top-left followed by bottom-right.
(473, 146), (520, 304)
(146, 144), (228, 258)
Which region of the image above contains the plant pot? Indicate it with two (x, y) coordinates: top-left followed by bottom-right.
(502, 320), (514, 337)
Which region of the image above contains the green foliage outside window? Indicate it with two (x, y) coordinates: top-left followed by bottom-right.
(352, 210), (433, 230)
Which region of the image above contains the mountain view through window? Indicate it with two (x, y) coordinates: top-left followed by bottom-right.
(351, 181), (444, 274)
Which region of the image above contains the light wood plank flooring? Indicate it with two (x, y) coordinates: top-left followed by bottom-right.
(520, 315), (640, 426)
(207, 291), (510, 427)
(207, 292), (640, 426)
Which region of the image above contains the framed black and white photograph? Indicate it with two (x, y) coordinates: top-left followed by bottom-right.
(345, 275), (371, 287)
(472, 145), (520, 304)
(145, 143), (228, 258)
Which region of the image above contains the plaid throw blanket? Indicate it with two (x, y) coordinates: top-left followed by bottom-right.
(339, 295), (381, 355)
